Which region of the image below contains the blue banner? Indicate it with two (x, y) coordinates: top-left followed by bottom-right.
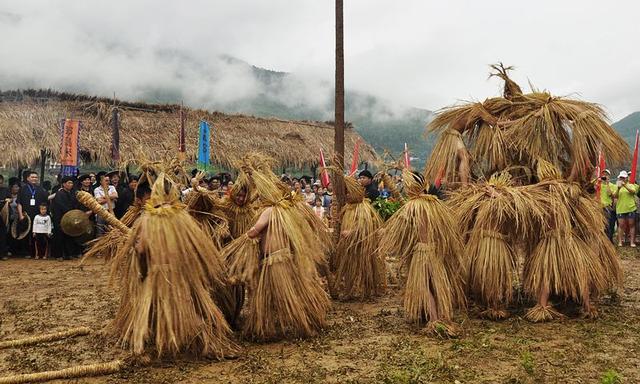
(197, 120), (211, 168)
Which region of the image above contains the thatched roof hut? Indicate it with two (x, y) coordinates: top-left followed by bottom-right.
(0, 90), (377, 169)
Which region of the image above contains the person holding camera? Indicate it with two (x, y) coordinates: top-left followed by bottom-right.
(612, 170), (638, 247)
(599, 169), (617, 242)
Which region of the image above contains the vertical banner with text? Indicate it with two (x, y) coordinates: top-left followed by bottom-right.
(60, 118), (80, 177)
(198, 120), (211, 169)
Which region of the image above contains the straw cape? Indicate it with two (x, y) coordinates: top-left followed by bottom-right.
(424, 63), (629, 183)
(521, 161), (623, 321)
(0, 90), (376, 169)
(424, 64), (628, 322)
(332, 172), (386, 300)
(379, 170), (465, 334)
(77, 174), (237, 358)
(221, 154), (330, 340)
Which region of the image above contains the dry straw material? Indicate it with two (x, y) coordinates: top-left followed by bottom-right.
(222, 154), (330, 340)
(0, 360), (123, 384)
(0, 327), (90, 349)
(0, 90), (376, 168)
(108, 174), (237, 358)
(333, 174), (386, 300)
(379, 170), (465, 329)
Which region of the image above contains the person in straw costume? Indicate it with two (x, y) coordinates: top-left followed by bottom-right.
(77, 173), (237, 358)
(331, 170), (386, 300)
(446, 171), (545, 319)
(379, 169), (465, 335)
(182, 171), (231, 251)
(219, 167), (259, 240)
(222, 154), (330, 340)
(522, 160), (623, 321)
(423, 63), (627, 321)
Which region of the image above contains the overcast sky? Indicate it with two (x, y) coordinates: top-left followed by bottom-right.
(1, 0), (639, 120)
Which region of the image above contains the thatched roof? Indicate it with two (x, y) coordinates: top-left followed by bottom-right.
(0, 90), (377, 169)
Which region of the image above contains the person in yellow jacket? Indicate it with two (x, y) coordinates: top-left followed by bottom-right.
(599, 169), (617, 242)
(612, 170), (638, 247)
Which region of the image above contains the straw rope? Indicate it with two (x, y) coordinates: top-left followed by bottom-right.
(0, 327), (91, 349)
(0, 360), (123, 384)
(76, 191), (130, 234)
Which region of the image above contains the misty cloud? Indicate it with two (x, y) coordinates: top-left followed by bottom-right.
(1, 0), (639, 120)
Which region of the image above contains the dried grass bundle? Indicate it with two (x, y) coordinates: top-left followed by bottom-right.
(0, 327), (90, 349)
(110, 174), (236, 358)
(184, 186), (231, 250)
(334, 175), (385, 299)
(221, 154), (330, 340)
(0, 360), (123, 384)
(81, 204), (142, 263)
(380, 170), (465, 324)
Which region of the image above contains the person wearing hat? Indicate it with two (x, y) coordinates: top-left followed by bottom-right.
(612, 170), (638, 247)
(598, 169), (617, 242)
(17, 171), (49, 258)
(51, 176), (82, 260)
(358, 169), (380, 200)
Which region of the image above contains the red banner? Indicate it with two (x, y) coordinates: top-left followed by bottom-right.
(319, 148), (330, 187)
(349, 139), (360, 176)
(404, 142), (411, 168)
(631, 130), (639, 184)
(60, 119), (79, 166)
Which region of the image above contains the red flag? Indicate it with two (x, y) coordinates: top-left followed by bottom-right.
(319, 148), (330, 187)
(349, 139), (360, 176)
(631, 130), (639, 184)
(404, 143), (411, 168)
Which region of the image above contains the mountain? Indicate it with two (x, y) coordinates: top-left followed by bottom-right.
(137, 53), (435, 168)
(613, 112), (640, 147)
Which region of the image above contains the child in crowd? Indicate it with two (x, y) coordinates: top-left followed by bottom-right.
(32, 203), (52, 259)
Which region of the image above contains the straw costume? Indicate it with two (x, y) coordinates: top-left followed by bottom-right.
(446, 172), (545, 319)
(522, 161), (623, 321)
(183, 172), (231, 250)
(332, 172), (386, 300)
(379, 169), (465, 334)
(78, 174), (236, 358)
(424, 64), (628, 322)
(222, 155), (330, 340)
(219, 169), (258, 239)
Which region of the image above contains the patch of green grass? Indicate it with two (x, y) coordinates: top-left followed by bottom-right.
(601, 369), (621, 384)
(375, 338), (456, 383)
(520, 351), (534, 375)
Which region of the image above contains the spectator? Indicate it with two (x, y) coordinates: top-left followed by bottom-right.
(358, 170), (380, 200)
(323, 184), (333, 210)
(32, 203), (52, 259)
(51, 176), (82, 260)
(292, 181), (302, 196)
(89, 172), (97, 186)
(116, 175), (138, 218)
(94, 174), (118, 236)
(599, 169), (616, 243)
(17, 171), (49, 258)
(303, 185), (316, 206)
(76, 174), (96, 234)
(612, 170), (638, 247)
(312, 197), (325, 219)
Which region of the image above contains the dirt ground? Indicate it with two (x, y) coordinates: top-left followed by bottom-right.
(0, 249), (639, 384)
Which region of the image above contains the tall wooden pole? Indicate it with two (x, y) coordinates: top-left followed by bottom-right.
(111, 94), (120, 165)
(179, 101), (186, 161)
(333, 0), (345, 243)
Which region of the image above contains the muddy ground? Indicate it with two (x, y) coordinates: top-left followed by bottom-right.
(0, 249), (638, 384)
